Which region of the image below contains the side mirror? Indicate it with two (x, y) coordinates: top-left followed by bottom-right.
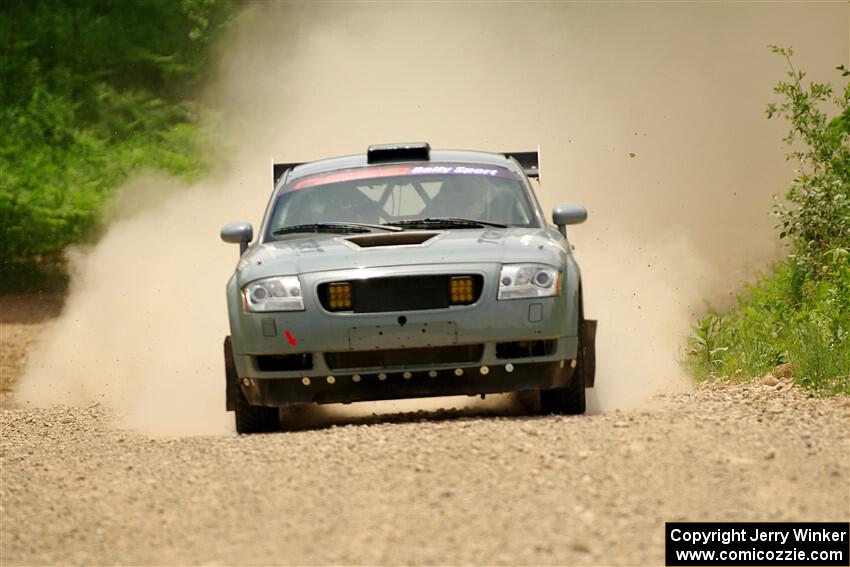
(221, 221), (253, 255)
(552, 203), (587, 235)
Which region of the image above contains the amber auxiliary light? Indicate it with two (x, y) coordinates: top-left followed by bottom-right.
(327, 282), (352, 310)
(449, 276), (475, 305)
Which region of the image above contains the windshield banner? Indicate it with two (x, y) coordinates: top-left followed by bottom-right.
(289, 163), (518, 192)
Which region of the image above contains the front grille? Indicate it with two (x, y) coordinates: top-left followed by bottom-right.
(495, 339), (557, 359)
(255, 353), (313, 372)
(325, 344), (484, 371)
(318, 274), (483, 313)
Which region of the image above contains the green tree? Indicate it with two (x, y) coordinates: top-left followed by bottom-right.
(767, 46), (850, 278)
(0, 0), (234, 262)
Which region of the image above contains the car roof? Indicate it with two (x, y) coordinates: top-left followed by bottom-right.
(284, 149), (523, 182)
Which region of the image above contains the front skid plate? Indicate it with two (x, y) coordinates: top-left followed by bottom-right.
(240, 360), (576, 407)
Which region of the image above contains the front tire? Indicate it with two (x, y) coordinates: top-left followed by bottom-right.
(539, 297), (587, 415)
(225, 336), (280, 434)
(539, 359), (586, 415)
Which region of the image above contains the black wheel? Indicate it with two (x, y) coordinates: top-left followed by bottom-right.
(539, 296), (587, 415)
(224, 336), (279, 434)
(539, 356), (586, 415)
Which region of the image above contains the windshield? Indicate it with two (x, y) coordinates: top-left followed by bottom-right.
(265, 163), (537, 238)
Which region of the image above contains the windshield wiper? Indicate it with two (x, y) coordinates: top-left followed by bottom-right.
(384, 217), (508, 229)
(273, 222), (404, 236)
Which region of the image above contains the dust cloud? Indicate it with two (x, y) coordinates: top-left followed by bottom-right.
(17, 3), (849, 433)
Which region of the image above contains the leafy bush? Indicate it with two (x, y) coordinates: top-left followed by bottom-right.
(0, 0), (233, 263)
(688, 49), (850, 394)
(767, 46), (850, 276)
(0, 87), (215, 259)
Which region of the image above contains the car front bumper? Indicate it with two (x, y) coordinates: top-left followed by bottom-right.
(227, 262), (583, 406)
(239, 359), (576, 406)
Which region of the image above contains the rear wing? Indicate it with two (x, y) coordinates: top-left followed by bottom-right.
(273, 162), (303, 189)
(273, 146), (540, 188)
(503, 149), (540, 179)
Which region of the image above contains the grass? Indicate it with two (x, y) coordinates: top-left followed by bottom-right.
(687, 251), (850, 395)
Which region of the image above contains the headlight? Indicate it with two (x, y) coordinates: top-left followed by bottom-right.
(498, 264), (560, 300)
(243, 276), (304, 312)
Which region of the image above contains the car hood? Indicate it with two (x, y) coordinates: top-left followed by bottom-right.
(236, 228), (567, 283)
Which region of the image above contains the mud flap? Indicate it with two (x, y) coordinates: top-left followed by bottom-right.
(582, 319), (597, 387)
(224, 336), (240, 411)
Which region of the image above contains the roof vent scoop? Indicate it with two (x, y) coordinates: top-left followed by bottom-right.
(367, 142), (430, 164)
(345, 231), (439, 248)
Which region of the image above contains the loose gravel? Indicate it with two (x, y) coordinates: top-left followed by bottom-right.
(1, 378), (848, 566)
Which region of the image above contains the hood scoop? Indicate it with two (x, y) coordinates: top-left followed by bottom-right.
(345, 231), (440, 248)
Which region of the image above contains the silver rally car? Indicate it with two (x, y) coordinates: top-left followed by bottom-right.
(221, 143), (596, 433)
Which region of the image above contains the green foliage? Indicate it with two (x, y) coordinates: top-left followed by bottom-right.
(0, 0), (233, 107)
(0, 0), (233, 262)
(766, 46), (850, 277)
(688, 253), (850, 394)
(688, 49), (850, 395)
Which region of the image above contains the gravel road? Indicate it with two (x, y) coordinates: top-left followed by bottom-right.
(1, 378), (848, 566)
